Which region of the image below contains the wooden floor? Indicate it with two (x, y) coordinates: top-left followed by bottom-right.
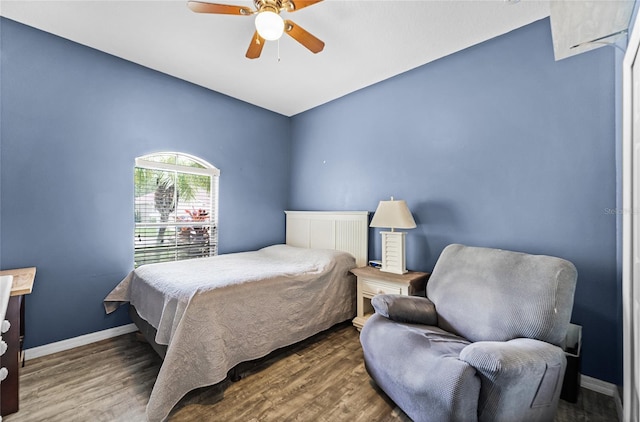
(5, 323), (618, 422)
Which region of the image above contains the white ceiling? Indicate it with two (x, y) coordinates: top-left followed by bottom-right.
(0, 0), (551, 116)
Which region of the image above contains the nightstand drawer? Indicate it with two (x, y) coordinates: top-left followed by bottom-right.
(361, 279), (402, 296)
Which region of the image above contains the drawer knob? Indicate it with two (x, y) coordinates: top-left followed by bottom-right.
(1, 320), (10, 334)
(0, 367), (8, 381)
(0, 341), (6, 355)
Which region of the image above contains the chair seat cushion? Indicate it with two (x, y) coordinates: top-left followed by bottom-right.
(361, 313), (481, 422)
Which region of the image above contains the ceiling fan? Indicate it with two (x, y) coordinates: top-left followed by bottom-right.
(187, 0), (325, 59)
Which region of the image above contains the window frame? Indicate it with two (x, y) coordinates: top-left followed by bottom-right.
(134, 152), (220, 266)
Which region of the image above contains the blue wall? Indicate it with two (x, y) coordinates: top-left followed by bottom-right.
(290, 19), (619, 383)
(0, 18), (291, 348)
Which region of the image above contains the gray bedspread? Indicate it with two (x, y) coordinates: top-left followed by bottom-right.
(104, 245), (356, 421)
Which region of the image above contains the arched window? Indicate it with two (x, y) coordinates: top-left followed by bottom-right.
(134, 152), (219, 266)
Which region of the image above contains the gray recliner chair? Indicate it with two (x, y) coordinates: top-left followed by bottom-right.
(360, 244), (577, 422)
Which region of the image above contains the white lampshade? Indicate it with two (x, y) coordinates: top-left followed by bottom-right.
(370, 198), (416, 230)
(255, 11), (284, 41)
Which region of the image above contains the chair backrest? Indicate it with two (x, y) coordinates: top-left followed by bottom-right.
(427, 244), (577, 347)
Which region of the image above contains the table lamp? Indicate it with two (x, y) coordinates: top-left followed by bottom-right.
(370, 197), (416, 274)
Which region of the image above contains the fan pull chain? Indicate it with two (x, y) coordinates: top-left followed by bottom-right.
(277, 39), (281, 63)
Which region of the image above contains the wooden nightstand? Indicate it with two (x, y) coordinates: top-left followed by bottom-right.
(350, 266), (430, 331)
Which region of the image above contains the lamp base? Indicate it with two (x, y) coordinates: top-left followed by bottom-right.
(379, 231), (408, 275)
(380, 267), (408, 275)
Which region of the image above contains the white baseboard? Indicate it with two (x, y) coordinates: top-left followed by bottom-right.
(581, 374), (619, 396)
(24, 323), (137, 360)
(580, 374), (623, 421)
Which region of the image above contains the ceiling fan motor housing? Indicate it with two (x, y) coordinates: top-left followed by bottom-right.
(254, 0), (288, 14)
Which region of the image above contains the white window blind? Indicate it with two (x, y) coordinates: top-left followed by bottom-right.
(134, 153), (219, 267)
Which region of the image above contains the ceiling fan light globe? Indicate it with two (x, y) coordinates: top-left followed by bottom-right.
(255, 11), (284, 41)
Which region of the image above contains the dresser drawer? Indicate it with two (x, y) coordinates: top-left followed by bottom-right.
(361, 278), (402, 296)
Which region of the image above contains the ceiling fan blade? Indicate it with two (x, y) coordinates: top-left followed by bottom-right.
(284, 20), (324, 54)
(188, 1), (253, 15)
(287, 0), (323, 12)
(246, 32), (265, 59)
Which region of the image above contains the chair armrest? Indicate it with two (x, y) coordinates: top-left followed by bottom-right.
(460, 338), (567, 420)
(371, 294), (437, 325)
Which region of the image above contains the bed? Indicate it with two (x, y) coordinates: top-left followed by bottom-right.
(104, 211), (369, 421)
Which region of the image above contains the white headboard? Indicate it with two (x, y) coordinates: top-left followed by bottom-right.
(285, 211), (369, 267)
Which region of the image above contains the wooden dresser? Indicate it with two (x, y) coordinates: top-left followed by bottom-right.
(0, 267), (36, 417)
